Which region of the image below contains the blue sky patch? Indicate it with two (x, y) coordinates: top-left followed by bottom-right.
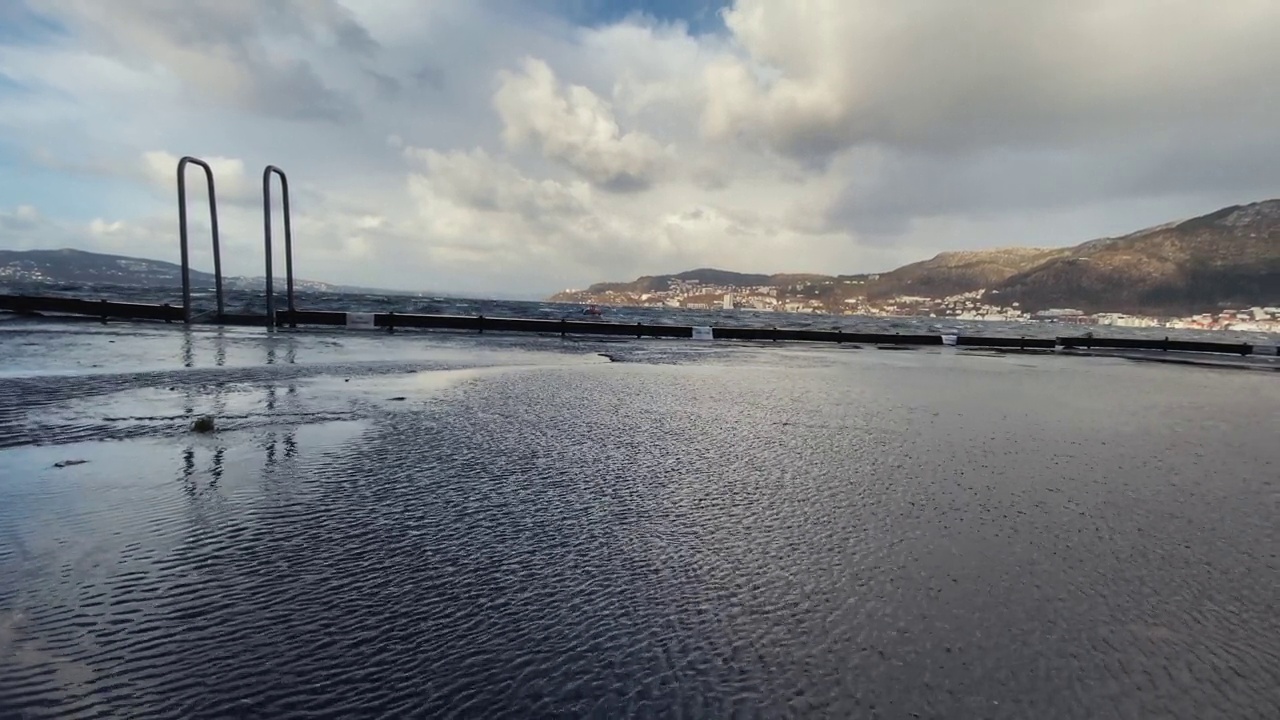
(550, 0), (730, 33)
(0, 2), (67, 46)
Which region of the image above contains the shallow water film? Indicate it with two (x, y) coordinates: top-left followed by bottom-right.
(1, 324), (1278, 719)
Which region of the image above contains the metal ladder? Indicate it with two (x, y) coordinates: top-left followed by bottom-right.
(176, 156), (296, 327)
(262, 165), (294, 328)
(176, 156), (222, 322)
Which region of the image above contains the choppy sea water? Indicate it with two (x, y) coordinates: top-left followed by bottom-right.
(8, 281), (1280, 344)
(1, 323), (1278, 719)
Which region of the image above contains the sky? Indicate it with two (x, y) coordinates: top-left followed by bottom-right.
(1, 1), (1278, 297)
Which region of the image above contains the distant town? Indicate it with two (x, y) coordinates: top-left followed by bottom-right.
(555, 276), (1280, 333)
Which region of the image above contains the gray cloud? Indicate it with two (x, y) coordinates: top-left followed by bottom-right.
(686, 0), (1280, 255)
(819, 118), (1280, 244)
(365, 69), (403, 101)
(329, 18), (379, 56)
(4, 0), (1280, 295)
(0, 205), (46, 239)
(28, 0), (375, 122)
(704, 0), (1280, 163)
(412, 64), (446, 91)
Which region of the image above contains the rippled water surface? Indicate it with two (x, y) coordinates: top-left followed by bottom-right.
(9, 281), (1280, 344)
(1, 323), (1278, 719)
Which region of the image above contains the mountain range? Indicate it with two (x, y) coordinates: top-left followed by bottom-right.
(553, 199), (1280, 315)
(0, 248), (405, 296)
(4, 198), (1279, 314)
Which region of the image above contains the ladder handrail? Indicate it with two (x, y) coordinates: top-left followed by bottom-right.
(262, 165), (294, 328)
(176, 156), (223, 323)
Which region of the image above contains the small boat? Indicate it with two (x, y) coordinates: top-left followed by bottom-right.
(582, 304), (603, 316)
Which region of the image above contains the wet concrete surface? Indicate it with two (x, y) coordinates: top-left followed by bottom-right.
(1, 323), (1278, 718)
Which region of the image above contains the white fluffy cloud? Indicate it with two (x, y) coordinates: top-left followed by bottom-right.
(142, 151), (255, 203)
(1, 0), (1278, 296)
(494, 58), (671, 192)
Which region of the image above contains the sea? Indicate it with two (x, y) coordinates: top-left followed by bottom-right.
(7, 281), (1279, 345)
(1, 284), (1278, 718)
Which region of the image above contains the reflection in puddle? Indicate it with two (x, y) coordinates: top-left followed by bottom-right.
(0, 415), (369, 705)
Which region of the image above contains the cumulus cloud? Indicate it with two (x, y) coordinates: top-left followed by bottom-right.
(142, 151), (254, 203)
(399, 141), (866, 291)
(29, 0), (375, 121)
(703, 0), (1280, 162)
(2, 0), (1279, 297)
(405, 145), (663, 279)
(494, 57), (671, 192)
(2, 205), (42, 230)
(0, 206), (56, 252)
(0, 205), (179, 259)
